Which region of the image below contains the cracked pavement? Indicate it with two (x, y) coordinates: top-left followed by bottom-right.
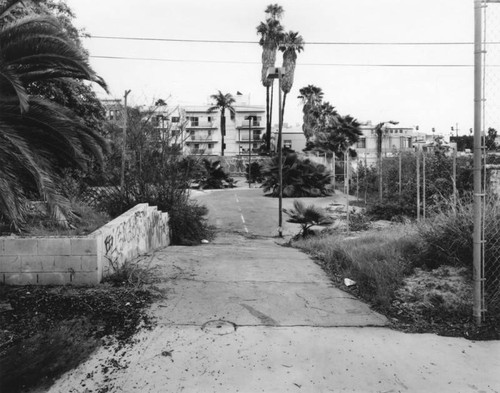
(48, 187), (500, 393)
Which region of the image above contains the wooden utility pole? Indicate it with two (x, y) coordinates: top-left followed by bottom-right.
(120, 89), (131, 194)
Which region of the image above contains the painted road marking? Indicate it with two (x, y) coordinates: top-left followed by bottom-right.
(235, 193), (249, 233)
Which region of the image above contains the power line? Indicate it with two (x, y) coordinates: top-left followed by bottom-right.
(86, 34), (490, 46)
(90, 55), (484, 67)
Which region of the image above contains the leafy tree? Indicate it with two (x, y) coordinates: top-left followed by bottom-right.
(207, 91), (235, 156)
(0, 1), (108, 229)
(284, 200), (333, 237)
(257, 4), (284, 151)
(261, 153), (332, 197)
(279, 30), (304, 121)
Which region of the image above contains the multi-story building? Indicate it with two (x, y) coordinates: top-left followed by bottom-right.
(183, 93), (265, 156)
(354, 122), (427, 165)
(102, 98), (123, 124)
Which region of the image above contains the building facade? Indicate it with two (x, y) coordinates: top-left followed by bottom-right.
(183, 94), (265, 156)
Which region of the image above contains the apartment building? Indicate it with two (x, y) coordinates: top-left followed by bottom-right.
(184, 94), (265, 156)
(354, 122), (422, 165)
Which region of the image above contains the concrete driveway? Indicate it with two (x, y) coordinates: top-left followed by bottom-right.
(48, 187), (500, 393)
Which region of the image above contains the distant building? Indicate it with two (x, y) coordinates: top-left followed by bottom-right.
(271, 124), (306, 153)
(102, 98), (123, 124)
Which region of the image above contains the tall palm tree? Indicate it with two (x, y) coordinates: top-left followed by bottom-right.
(207, 91), (235, 157)
(298, 84), (324, 141)
(257, 4), (284, 152)
(279, 31), (304, 122)
(0, 2), (108, 229)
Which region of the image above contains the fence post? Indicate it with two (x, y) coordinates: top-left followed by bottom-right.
(422, 152), (426, 220)
(416, 149), (420, 221)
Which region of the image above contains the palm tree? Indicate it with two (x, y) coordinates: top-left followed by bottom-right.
(279, 31), (304, 122)
(257, 4), (284, 152)
(0, 2), (108, 229)
(298, 85), (324, 141)
(207, 91), (235, 156)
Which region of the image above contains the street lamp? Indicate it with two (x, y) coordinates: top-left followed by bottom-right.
(266, 66), (284, 237)
(245, 115), (258, 188)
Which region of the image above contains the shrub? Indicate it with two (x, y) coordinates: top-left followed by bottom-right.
(245, 161), (265, 183)
(416, 200), (474, 269)
(261, 153), (332, 197)
(348, 211), (371, 231)
(168, 199), (214, 245)
(284, 200), (334, 238)
(366, 200), (415, 221)
(196, 159), (235, 189)
(292, 226), (419, 309)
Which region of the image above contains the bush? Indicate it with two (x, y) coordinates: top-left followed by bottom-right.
(366, 200), (415, 221)
(284, 200), (334, 238)
(261, 153), (332, 197)
(196, 159), (235, 189)
(168, 199), (214, 245)
(416, 200), (474, 269)
(245, 161), (265, 183)
(348, 211), (371, 231)
(292, 227), (418, 309)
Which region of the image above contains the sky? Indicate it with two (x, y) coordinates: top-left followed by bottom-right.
(66, 0), (478, 135)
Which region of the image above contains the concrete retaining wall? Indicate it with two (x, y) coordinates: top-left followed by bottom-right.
(0, 204), (169, 285)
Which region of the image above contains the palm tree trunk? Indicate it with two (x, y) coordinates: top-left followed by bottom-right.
(265, 85), (270, 151)
(221, 111), (225, 156)
(269, 82), (274, 152)
(281, 92), (288, 126)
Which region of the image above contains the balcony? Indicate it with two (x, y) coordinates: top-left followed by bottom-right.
(186, 135), (217, 142)
(186, 121), (216, 128)
(238, 134), (262, 143)
(239, 121), (263, 128)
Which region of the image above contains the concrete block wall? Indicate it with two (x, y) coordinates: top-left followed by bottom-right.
(0, 204), (169, 285)
(92, 203), (170, 278)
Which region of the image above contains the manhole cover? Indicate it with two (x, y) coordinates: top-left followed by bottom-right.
(201, 320), (237, 335)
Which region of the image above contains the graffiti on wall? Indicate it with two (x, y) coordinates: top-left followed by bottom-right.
(102, 206), (169, 272)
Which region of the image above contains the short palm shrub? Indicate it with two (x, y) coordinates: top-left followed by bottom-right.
(245, 162), (265, 183)
(261, 153), (332, 197)
(284, 200), (334, 237)
(197, 159), (235, 189)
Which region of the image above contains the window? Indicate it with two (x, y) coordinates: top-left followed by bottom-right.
(208, 116), (212, 123)
(208, 143), (214, 149)
(109, 110), (114, 120)
(189, 116), (199, 126)
(357, 138), (366, 148)
(171, 116), (179, 123)
(208, 130), (212, 136)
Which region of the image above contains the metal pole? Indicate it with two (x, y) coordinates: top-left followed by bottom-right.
(278, 74), (283, 238)
(345, 151), (350, 233)
(399, 137), (402, 198)
(422, 151), (426, 220)
(120, 89), (131, 195)
(453, 148), (457, 209)
(332, 154), (336, 190)
(416, 149), (420, 221)
(248, 118), (252, 188)
(473, 0), (485, 325)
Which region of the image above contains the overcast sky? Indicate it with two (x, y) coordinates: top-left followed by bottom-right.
(66, 0), (476, 135)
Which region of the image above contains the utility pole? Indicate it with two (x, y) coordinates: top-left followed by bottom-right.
(120, 89), (131, 195)
(473, 0), (485, 325)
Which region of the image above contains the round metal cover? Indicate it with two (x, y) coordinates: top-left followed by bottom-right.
(201, 320), (236, 335)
